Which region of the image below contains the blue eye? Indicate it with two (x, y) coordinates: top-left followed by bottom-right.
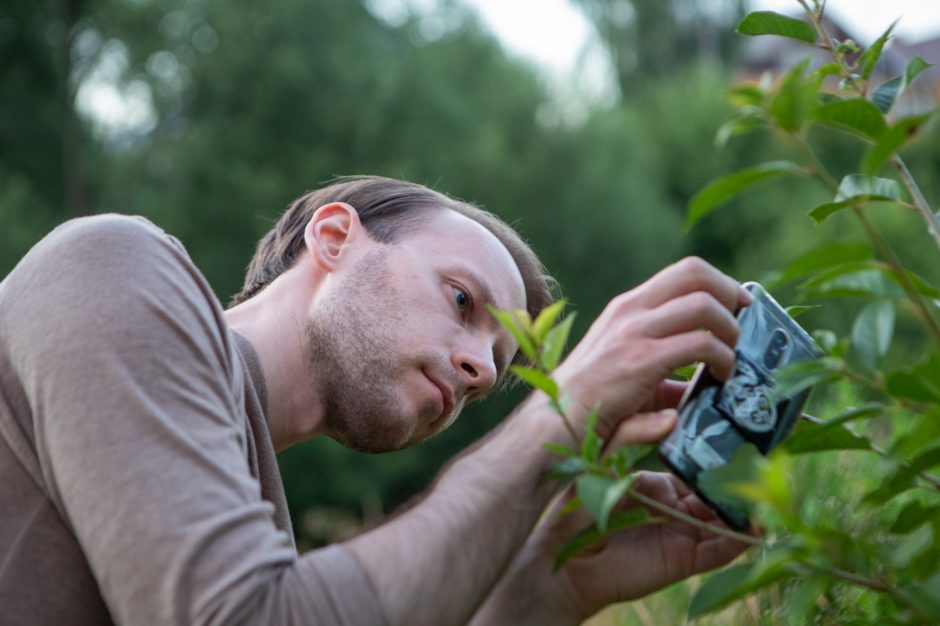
(453, 287), (470, 311)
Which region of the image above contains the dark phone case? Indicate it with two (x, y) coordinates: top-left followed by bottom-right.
(658, 282), (820, 530)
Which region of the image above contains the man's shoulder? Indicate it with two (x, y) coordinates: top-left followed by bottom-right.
(43, 213), (186, 264)
(2, 213), (227, 354)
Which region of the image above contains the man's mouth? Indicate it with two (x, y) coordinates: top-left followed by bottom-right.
(423, 369), (455, 422)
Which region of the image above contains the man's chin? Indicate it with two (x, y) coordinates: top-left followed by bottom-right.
(326, 421), (417, 454)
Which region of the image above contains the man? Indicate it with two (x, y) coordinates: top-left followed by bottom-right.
(0, 175), (751, 625)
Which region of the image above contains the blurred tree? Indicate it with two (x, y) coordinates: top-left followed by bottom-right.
(5, 0), (938, 555)
(570, 0), (747, 97)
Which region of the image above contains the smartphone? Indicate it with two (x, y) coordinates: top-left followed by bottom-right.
(658, 282), (820, 530)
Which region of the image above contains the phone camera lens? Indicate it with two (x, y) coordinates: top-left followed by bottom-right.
(764, 329), (791, 370)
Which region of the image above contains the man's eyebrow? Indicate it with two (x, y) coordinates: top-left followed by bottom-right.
(463, 268), (505, 312)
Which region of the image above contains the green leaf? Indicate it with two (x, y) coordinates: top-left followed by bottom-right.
(803, 268), (904, 300)
(864, 464), (918, 505)
(784, 418), (872, 454)
(532, 299), (566, 344)
(872, 76), (903, 113)
(821, 402), (886, 428)
(812, 63), (842, 79)
(488, 306), (537, 362)
(688, 563), (754, 619)
(892, 408), (940, 457)
(581, 408), (603, 463)
(553, 509), (654, 571)
(577, 474), (613, 524)
(811, 98), (887, 140)
(808, 174), (903, 224)
(509, 365), (559, 400)
(886, 371), (940, 403)
(786, 576), (828, 626)
(905, 268), (940, 299)
(771, 357), (841, 402)
(606, 444), (655, 475)
(715, 113), (766, 147)
(890, 501), (940, 534)
(903, 572), (940, 620)
(911, 445), (940, 473)
(577, 474), (634, 531)
(541, 313), (576, 371)
(698, 443), (763, 511)
(765, 241), (872, 287)
(886, 355), (940, 403)
(784, 305), (820, 318)
(889, 524), (934, 569)
(688, 551), (797, 620)
(849, 299), (895, 369)
(728, 84), (766, 108)
(858, 20), (898, 80)
(863, 113), (932, 175)
(736, 11), (816, 43)
(687, 161), (803, 229)
(872, 56), (934, 113)
(543, 442), (578, 458)
(545, 456), (586, 481)
(770, 61), (819, 132)
(904, 56), (933, 86)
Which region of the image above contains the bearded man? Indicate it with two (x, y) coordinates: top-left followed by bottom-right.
(0, 176), (751, 625)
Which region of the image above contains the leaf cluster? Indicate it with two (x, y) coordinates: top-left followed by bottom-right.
(682, 4), (940, 623)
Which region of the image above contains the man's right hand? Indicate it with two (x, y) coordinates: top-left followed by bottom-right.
(552, 256), (751, 439)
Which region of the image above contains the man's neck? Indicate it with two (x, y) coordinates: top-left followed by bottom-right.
(224, 271), (326, 452)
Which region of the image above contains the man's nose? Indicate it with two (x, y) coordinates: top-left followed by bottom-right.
(452, 340), (497, 397)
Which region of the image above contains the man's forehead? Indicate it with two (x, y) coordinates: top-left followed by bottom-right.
(411, 209), (526, 310)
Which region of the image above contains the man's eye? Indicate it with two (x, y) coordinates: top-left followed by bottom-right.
(453, 287), (470, 311)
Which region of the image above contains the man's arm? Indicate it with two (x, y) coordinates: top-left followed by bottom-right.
(343, 257), (751, 625)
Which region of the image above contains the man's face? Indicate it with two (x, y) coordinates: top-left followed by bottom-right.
(305, 209), (526, 453)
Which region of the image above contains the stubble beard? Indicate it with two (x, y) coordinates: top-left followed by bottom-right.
(304, 248), (437, 453)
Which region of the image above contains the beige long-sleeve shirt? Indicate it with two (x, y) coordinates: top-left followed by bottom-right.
(0, 215), (385, 625)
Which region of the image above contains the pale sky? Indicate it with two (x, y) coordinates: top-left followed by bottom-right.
(468, 0), (940, 77)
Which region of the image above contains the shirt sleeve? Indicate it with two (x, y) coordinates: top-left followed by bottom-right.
(4, 215), (385, 626)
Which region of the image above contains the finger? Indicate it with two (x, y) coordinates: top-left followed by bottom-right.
(604, 409), (678, 449)
(695, 535), (752, 573)
(631, 471), (681, 503)
(648, 379), (688, 412)
(641, 291), (741, 349)
(633, 257), (750, 313)
(654, 331), (737, 381)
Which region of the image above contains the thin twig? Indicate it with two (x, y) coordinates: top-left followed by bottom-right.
(627, 488), (763, 546)
(850, 205), (940, 347)
(892, 155), (940, 250)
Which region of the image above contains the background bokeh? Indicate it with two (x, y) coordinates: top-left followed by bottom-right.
(3, 0), (939, 622)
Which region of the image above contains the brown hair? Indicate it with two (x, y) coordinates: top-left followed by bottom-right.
(231, 176), (556, 327)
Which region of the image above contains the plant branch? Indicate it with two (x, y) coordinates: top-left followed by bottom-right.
(626, 488), (763, 547)
(785, 135), (940, 344)
(798, 1), (864, 95)
(801, 3), (940, 251)
(892, 155), (940, 250)
(850, 206), (940, 346)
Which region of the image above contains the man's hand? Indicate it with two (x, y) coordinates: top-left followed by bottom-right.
(470, 471), (753, 625)
(552, 256), (750, 438)
(549, 472), (752, 619)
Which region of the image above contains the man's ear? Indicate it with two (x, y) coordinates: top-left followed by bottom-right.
(303, 202), (364, 272)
